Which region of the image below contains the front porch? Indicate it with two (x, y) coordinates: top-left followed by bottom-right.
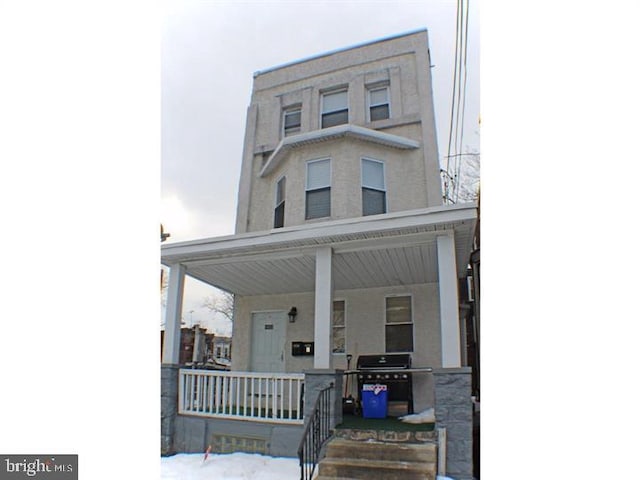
(161, 205), (477, 478)
(161, 205), (477, 375)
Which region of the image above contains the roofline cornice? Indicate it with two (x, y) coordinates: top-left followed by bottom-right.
(253, 28), (428, 78)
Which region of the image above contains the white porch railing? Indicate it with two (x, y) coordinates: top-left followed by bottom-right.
(178, 369), (305, 424)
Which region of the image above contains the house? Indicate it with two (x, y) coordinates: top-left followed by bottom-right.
(160, 325), (207, 365)
(211, 335), (232, 362)
(161, 29), (477, 479)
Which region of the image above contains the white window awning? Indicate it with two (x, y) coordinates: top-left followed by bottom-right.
(259, 124), (420, 177)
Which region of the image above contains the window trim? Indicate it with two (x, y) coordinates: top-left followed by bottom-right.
(361, 157), (387, 216)
(282, 106), (302, 137)
(367, 85), (390, 122)
(321, 88), (349, 128)
(305, 158), (332, 219)
(384, 294), (414, 353)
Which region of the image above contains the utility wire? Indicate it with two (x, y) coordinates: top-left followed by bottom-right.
(444, 0), (462, 204)
(444, 0), (471, 204)
(452, 0), (464, 202)
(454, 0), (470, 203)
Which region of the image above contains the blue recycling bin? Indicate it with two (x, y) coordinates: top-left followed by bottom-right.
(361, 384), (388, 418)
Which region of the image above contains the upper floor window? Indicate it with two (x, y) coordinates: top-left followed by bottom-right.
(362, 158), (386, 216)
(283, 107), (301, 137)
(274, 176), (286, 228)
(321, 90), (348, 128)
(306, 159), (331, 219)
(368, 86), (390, 121)
(385, 295), (413, 353)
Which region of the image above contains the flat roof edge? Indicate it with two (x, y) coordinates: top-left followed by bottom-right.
(161, 203), (477, 260)
(253, 28), (428, 78)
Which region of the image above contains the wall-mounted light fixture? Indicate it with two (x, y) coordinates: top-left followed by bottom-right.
(288, 306), (298, 323)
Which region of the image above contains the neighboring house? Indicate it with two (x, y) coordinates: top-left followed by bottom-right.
(160, 325), (208, 365)
(161, 29), (477, 477)
(212, 335), (232, 362)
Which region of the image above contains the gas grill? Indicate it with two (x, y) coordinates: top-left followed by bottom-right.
(356, 354), (413, 415)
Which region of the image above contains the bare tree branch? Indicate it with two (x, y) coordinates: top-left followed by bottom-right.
(203, 291), (234, 323)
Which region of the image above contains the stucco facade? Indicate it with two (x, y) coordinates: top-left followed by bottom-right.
(235, 29), (442, 234)
(233, 282), (440, 410)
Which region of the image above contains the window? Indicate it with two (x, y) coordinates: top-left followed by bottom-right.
(368, 86), (389, 121)
(283, 107), (301, 137)
(332, 300), (346, 354)
(306, 159), (331, 219)
(321, 90), (348, 128)
(385, 296), (413, 352)
(362, 158), (386, 216)
(274, 176), (286, 228)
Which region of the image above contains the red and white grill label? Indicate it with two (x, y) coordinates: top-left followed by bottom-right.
(362, 384), (388, 395)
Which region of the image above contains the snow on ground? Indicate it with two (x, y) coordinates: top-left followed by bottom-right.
(161, 453), (299, 480)
(161, 452), (455, 479)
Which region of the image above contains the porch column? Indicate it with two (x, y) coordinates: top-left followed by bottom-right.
(313, 247), (333, 369)
(437, 234), (461, 367)
(162, 262), (186, 365)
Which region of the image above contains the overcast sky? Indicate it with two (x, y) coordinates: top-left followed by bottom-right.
(161, 0), (480, 242)
(160, 0), (480, 333)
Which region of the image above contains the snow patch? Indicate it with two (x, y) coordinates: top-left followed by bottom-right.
(398, 407), (436, 424)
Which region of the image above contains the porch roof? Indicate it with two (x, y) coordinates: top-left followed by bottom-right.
(161, 204), (477, 296)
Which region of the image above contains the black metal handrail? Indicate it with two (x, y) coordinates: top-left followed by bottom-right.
(297, 382), (334, 480)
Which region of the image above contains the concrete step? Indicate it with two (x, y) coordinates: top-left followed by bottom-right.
(315, 477), (358, 480)
(317, 457), (436, 480)
(325, 438), (436, 463)
(315, 477), (359, 480)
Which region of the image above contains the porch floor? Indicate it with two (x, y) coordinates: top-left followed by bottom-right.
(336, 413), (434, 432)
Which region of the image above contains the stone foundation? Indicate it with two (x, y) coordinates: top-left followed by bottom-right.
(433, 367), (473, 480)
(303, 369), (343, 429)
(172, 415), (304, 457)
(161, 365), (180, 455)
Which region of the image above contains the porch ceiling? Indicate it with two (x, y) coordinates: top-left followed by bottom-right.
(161, 204), (477, 296)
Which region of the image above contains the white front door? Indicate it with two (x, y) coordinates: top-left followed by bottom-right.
(250, 311), (286, 372)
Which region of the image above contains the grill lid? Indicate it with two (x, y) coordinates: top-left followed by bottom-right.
(356, 354), (411, 369)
